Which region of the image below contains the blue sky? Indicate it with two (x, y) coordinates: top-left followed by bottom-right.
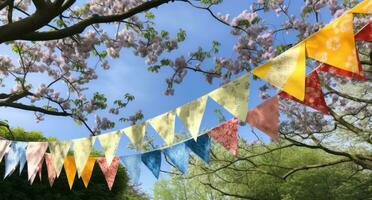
(0, 0), (337, 196)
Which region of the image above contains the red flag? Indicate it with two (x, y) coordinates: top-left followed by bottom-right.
(97, 157), (120, 190)
(279, 71), (329, 115)
(246, 96), (280, 141)
(355, 22), (372, 42)
(208, 118), (238, 156)
(45, 154), (57, 187)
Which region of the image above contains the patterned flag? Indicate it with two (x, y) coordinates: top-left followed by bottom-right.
(208, 118), (238, 156)
(120, 155), (141, 184)
(355, 22), (372, 42)
(73, 137), (96, 177)
(45, 154), (57, 187)
(185, 134), (211, 163)
(141, 150), (161, 179)
(350, 0), (371, 14)
(97, 157), (120, 191)
(163, 143), (190, 174)
(148, 112), (176, 145)
(98, 131), (122, 166)
(0, 140), (11, 162)
(123, 123), (146, 149)
(81, 157), (96, 188)
(26, 142), (48, 181)
(4, 141), (27, 178)
(49, 141), (71, 177)
(64, 156), (77, 190)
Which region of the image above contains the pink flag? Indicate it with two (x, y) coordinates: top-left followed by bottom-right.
(97, 156), (120, 190)
(26, 142), (48, 181)
(279, 71), (329, 115)
(30, 157), (44, 185)
(45, 154), (57, 187)
(0, 140), (11, 162)
(208, 118), (238, 156)
(246, 96), (280, 141)
(355, 22), (372, 42)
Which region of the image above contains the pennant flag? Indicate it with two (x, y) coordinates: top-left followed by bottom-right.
(98, 131), (122, 166)
(120, 155), (141, 184)
(163, 143), (190, 174)
(26, 142), (48, 181)
(176, 95), (208, 141)
(0, 140), (10, 162)
(279, 71), (329, 115)
(306, 13), (359, 74)
(45, 154), (57, 186)
(49, 141), (71, 177)
(185, 134), (211, 163)
(355, 22), (372, 41)
(30, 157), (44, 185)
(141, 150), (161, 179)
(4, 141), (27, 178)
(97, 157), (120, 191)
(148, 111), (176, 145)
(73, 137), (96, 178)
(350, 0), (372, 14)
(123, 123), (146, 149)
(81, 157), (96, 188)
(208, 74), (250, 121)
(246, 96), (280, 140)
(252, 43), (306, 101)
(64, 156), (77, 190)
(208, 118), (239, 156)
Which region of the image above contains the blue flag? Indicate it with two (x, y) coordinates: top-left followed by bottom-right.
(120, 155), (141, 184)
(185, 134), (211, 163)
(141, 150), (161, 179)
(5, 141), (27, 178)
(163, 143), (190, 174)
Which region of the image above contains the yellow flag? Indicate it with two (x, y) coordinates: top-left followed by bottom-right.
(208, 74), (250, 121)
(98, 131), (122, 166)
(306, 13), (359, 74)
(49, 141), (71, 177)
(252, 43), (306, 101)
(350, 0), (371, 14)
(81, 157), (96, 188)
(148, 111), (176, 145)
(176, 95), (208, 141)
(63, 156), (76, 190)
(123, 123), (146, 149)
(73, 137), (96, 178)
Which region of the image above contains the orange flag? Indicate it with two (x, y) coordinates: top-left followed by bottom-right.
(81, 157), (96, 188)
(97, 157), (120, 190)
(246, 96), (280, 141)
(350, 0), (371, 14)
(64, 156), (77, 190)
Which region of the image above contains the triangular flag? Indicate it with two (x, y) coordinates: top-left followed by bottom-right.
(98, 131), (122, 166)
(252, 43), (306, 101)
(49, 141), (71, 177)
(185, 134), (211, 163)
(176, 95), (208, 141)
(317, 55), (365, 81)
(208, 74), (250, 121)
(64, 156), (77, 190)
(148, 111), (176, 145)
(97, 156), (120, 191)
(306, 13), (359, 74)
(246, 96), (280, 141)
(4, 141), (27, 178)
(141, 150), (161, 179)
(73, 137), (96, 178)
(350, 0), (371, 14)
(0, 140), (11, 162)
(81, 157), (96, 188)
(123, 123), (146, 149)
(163, 143), (190, 174)
(45, 154), (57, 187)
(355, 22), (372, 41)
(208, 118), (238, 156)
(26, 142), (48, 181)
(30, 157), (44, 185)
(120, 155), (141, 184)
(279, 71), (329, 115)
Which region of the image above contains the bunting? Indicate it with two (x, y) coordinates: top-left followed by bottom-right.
(208, 118), (238, 156)
(81, 157), (96, 188)
(163, 143), (190, 174)
(120, 155), (141, 184)
(4, 141), (27, 178)
(29, 157), (43, 185)
(350, 0), (372, 14)
(279, 71), (329, 115)
(148, 111), (176, 145)
(97, 157), (120, 191)
(64, 156), (77, 190)
(73, 137), (96, 177)
(252, 43), (306, 101)
(0, 140), (10, 162)
(355, 22), (372, 41)
(246, 96), (280, 141)
(141, 150), (161, 179)
(208, 74), (250, 121)
(49, 141), (71, 177)
(26, 142), (48, 181)
(185, 134), (211, 163)
(98, 131), (122, 166)
(45, 154), (57, 186)
(123, 123), (146, 149)
(176, 95), (208, 141)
